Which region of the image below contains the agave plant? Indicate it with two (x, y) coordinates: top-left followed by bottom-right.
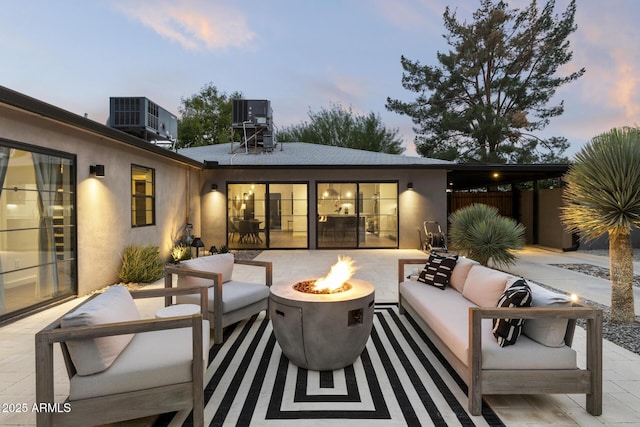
(449, 203), (525, 268)
(561, 127), (640, 323)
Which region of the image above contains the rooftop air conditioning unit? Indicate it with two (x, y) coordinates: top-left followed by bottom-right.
(108, 97), (178, 144)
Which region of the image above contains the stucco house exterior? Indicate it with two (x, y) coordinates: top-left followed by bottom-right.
(0, 87), (203, 322)
(180, 142), (452, 253)
(0, 86), (574, 323)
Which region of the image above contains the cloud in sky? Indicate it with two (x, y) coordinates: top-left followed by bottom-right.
(113, 0), (255, 51)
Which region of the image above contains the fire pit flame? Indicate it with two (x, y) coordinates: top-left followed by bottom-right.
(290, 255), (357, 294)
(313, 256), (357, 293)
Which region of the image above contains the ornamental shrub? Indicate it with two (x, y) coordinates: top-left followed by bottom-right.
(119, 244), (165, 284)
(449, 203), (525, 268)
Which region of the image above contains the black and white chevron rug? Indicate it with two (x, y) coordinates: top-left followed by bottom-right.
(156, 304), (504, 427)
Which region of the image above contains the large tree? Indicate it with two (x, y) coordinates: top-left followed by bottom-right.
(386, 0), (584, 163)
(177, 83), (242, 148)
(561, 127), (640, 324)
(278, 104), (405, 154)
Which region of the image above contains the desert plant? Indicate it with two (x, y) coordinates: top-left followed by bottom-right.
(449, 203), (525, 268)
(561, 127), (640, 323)
(119, 244), (165, 284)
(170, 243), (191, 263)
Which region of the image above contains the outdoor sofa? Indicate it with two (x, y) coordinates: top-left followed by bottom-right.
(398, 255), (603, 416)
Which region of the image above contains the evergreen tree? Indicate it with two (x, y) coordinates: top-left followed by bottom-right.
(386, 0), (583, 163)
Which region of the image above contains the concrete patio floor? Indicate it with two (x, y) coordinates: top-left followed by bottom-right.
(1, 246), (639, 426)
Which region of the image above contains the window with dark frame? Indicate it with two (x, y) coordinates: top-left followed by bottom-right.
(131, 164), (155, 227)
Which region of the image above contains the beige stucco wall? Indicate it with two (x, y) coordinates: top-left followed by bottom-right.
(538, 187), (573, 249)
(200, 168), (447, 250)
(0, 105), (201, 296)
(518, 187), (572, 249)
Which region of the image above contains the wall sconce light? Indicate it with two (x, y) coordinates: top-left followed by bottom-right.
(211, 184), (218, 192)
(407, 182), (414, 190)
(89, 164), (105, 177)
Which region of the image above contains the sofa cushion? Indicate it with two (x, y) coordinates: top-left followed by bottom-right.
(179, 253), (234, 286)
(449, 257), (479, 293)
(61, 286), (140, 376)
(69, 320), (210, 400)
(493, 279), (532, 347)
(417, 253), (458, 290)
(461, 265), (511, 307)
(399, 280), (577, 369)
(522, 282), (572, 347)
(177, 280), (269, 313)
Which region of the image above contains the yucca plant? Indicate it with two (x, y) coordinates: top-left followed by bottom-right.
(561, 127), (640, 323)
(449, 203), (525, 268)
(119, 244), (165, 284)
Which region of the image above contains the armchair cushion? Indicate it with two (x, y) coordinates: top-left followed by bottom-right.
(69, 322), (210, 400)
(61, 286), (140, 376)
(178, 281), (270, 313)
(179, 253), (234, 285)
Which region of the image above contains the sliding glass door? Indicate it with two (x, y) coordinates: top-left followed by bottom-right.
(0, 142), (76, 321)
(227, 183), (308, 249)
(317, 182), (398, 248)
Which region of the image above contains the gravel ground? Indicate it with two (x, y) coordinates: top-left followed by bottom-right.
(548, 250), (640, 355)
(576, 248), (640, 261)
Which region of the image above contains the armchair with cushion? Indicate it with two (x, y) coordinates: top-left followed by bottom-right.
(164, 253), (272, 344)
(35, 284), (209, 427)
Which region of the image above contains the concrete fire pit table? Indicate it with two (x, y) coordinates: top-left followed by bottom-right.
(269, 278), (375, 371)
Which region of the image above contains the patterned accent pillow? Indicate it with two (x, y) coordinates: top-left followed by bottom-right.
(417, 253), (458, 290)
(492, 279), (532, 347)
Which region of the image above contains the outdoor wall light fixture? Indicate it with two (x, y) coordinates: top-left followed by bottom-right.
(407, 182), (414, 190)
(211, 184), (218, 192)
(89, 164), (105, 177)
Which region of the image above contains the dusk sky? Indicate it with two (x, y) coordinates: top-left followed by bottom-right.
(2, 0), (638, 158)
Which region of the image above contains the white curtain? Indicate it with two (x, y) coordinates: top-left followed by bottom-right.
(0, 146), (9, 313)
(32, 153), (62, 298)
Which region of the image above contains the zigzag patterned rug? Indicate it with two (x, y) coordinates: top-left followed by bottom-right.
(156, 304), (504, 426)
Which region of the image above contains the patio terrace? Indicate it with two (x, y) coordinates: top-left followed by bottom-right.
(1, 247), (639, 426)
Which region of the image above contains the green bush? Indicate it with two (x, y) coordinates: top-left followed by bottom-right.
(119, 244), (165, 284)
(449, 203), (525, 268)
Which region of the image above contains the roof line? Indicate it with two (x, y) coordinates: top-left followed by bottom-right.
(0, 86), (203, 169)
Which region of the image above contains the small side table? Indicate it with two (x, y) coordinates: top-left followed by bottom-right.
(155, 303), (201, 319)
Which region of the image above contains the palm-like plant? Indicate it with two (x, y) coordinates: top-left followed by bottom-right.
(449, 203), (525, 268)
(561, 127), (640, 323)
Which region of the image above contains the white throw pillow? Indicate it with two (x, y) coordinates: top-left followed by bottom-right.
(61, 285), (140, 375)
(179, 253), (234, 286)
(461, 265), (511, 307)
(522, 281), (572, 347)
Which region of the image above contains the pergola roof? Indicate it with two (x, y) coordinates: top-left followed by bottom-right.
(445, 163), (570, 190)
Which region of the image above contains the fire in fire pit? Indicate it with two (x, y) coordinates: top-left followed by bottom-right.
(293, 256), (356, 294)
(269, 256), (375, 371)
